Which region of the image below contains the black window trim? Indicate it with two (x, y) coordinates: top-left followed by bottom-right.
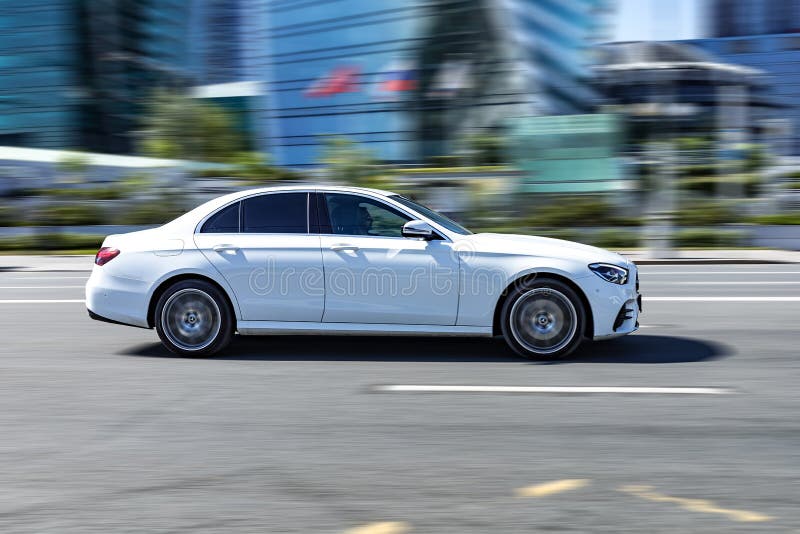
(196, 190), (313, 235)
(314, 190), (449, 241)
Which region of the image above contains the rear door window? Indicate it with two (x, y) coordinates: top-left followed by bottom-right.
(200, 202), (240, 233)
(241, 192), (308, 233)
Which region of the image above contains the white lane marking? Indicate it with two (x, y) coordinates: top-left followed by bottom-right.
(619, 485), (773, 523)
(0, 286), (85, 289)
(0, 299), (85, 304)
(647, 297), (800, 302)
(516, 479), (590, 497)
(641, 271), (800, 275)
(652, 281), (800, 285)
(344, 522), (410, 534)
(372, 385), (733, 395)
(0, 276), (89, 280)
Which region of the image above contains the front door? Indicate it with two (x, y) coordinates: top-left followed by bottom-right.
(316, 192), (460, 325)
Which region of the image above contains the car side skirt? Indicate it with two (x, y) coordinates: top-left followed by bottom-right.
(237, 321), (493, 337)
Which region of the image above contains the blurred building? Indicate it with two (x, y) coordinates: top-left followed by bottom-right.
(707, 0), (800, 38)
(0, 0), (192, 154)
(680, 0), (800, 154)
(594, 41), (774, 145)
(257, 0), (613, 167)
(0, 0), (612, 166)
(189, 0), (246, 85)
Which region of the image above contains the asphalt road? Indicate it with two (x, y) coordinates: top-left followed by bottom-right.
(0, 264), (798, 533)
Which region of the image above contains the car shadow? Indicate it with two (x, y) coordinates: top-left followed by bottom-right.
(121, 333), (730, 364)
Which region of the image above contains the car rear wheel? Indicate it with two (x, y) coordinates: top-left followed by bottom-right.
(501, 279), (585, 359)
(155, 280), (233, 357)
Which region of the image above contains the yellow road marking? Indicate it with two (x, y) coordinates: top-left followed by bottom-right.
(515, 479), (590, 498)
(344, 521), (410, 534)
(619, 485), (773, 523)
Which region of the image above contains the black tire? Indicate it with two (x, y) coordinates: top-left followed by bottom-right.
(154, 279), (234, 357)
(500, 278), (585, 360)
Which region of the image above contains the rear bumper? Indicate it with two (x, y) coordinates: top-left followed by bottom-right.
(87, 308), (149, 329)
(85, 267), (152, 328)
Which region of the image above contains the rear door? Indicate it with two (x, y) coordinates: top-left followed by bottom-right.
(194, 191), (324, 322)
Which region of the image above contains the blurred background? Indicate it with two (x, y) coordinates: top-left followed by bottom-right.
(1, 4), (800, 532)
(1, 0), (800, 254)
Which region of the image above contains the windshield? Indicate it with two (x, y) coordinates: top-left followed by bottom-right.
(389, 195), (472, 236)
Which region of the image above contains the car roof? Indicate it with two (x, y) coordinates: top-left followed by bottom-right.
(229, 184), (397, 198)
(165, 184), (400, 233)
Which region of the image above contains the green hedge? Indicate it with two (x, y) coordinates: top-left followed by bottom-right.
(746, 213), (800, 225)
(673, 201), (741, 226)
(779, 181), (800, 190)
(0, 206), (17, 227)
(679, 174), (761, 196)
(36, 187), (127, 200)
(590, 229), (640, 249)
(114, 201), (186, 225)
(678, 164), (719, 177)
(29, 204), (105, 226)
(522, 197), (640, 227)
(0, 233), (104, 252)
(674, 229), (745, 247)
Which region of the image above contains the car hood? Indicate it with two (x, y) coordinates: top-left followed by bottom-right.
(455, 233), (630, 266)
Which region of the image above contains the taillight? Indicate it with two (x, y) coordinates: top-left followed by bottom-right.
(95, 247), (120, 266)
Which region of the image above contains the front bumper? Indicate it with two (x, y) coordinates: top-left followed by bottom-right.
(586, 264), (641, 340)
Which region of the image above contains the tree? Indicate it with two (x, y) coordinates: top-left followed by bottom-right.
(56, 152), (90, 183)
(463, 131), (508, 166)
(138, 90), (247, 162)
(231, 151), (272, 180)
(319, 136), (380, 186)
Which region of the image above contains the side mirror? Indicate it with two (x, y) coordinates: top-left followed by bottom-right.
(402, 220), (435, 240)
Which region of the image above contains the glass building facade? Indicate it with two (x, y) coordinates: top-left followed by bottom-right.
(0, 0), (192, 154)
(255, 0), (611, 167)
(0, 0), (610, 164)
(189, 0), (246, 85)
(683, 0), (800, 154)
(0, 1), (77, 149)
(708, 0), (800, 38)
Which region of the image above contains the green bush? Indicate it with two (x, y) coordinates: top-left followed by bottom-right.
(679, 174), (761, 197)
(678, 164), (719, 177)
(38, 187), (126, 200)
(590, 229), (640, 249)
(29, 204), (105, 226)
(674, 201), (741, 226)
(115, 201), (185, 225)
(0, 205), (17, 226)
(746, 213), (800, 225)
(0, 233), (104, 252)
(523, 197), (640, 227)
(674, 229), (745, 247)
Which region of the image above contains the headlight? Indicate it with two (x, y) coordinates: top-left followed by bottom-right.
(589, 263), (629, 285)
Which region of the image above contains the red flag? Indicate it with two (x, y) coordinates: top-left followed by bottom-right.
(305, 66), (361, 97)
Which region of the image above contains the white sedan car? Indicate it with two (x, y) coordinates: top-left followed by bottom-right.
(87, 185), (640, 359)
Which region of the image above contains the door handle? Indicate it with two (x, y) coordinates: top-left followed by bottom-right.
(330, 244), (359, 252)
(212, 244), (239, 253)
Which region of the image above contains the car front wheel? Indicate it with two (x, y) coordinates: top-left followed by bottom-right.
(155, 280), (234, 357)
(501, 279), (585, 359)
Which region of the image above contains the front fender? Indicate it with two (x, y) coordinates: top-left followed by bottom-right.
(456, 253), (590, 327)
